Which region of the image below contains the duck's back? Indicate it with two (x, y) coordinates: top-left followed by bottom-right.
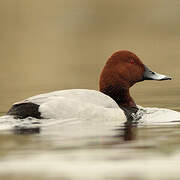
(17, 89), (119, 107)
(8, 89), (126, 121)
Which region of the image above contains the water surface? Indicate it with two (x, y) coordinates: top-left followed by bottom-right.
(0, 0), (180, 179)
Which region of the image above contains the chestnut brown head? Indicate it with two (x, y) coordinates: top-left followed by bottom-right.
(99, 50), (171, 108)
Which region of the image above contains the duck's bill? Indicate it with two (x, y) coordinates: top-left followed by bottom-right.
(143, 65), (172, 81)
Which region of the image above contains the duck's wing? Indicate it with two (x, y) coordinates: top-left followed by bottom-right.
(38, 96), (125, 121)
(8, 89), (126, 120)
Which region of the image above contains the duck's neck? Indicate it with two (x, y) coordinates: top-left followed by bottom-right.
(100, 85), (136, 108)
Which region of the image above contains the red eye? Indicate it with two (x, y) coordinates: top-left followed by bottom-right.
(130, 59), (134, 64)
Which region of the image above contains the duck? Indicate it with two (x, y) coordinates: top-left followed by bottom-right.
(6, 50), (172, 122)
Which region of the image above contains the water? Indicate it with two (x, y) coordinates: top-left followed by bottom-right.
(0, 0), (180, 179)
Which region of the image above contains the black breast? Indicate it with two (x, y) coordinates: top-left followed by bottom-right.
(7, 102), (41, 119)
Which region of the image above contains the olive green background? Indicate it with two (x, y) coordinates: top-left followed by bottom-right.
(0, 1), (180, 179)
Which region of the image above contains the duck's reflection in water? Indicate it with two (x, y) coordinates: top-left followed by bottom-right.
(115, 119), (138, 141)
(13, 126), (41, 135)
(11, 117), (137, 145)
(123, 120), (137, 141)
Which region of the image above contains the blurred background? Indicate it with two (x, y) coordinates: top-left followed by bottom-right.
(0, 1), (180, 180)
(0, 0), (180, 112)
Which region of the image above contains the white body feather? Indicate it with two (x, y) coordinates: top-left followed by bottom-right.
(14, 89), (126, 122)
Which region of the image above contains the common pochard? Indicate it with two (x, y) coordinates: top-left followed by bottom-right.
(7, 50), (172, 122)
